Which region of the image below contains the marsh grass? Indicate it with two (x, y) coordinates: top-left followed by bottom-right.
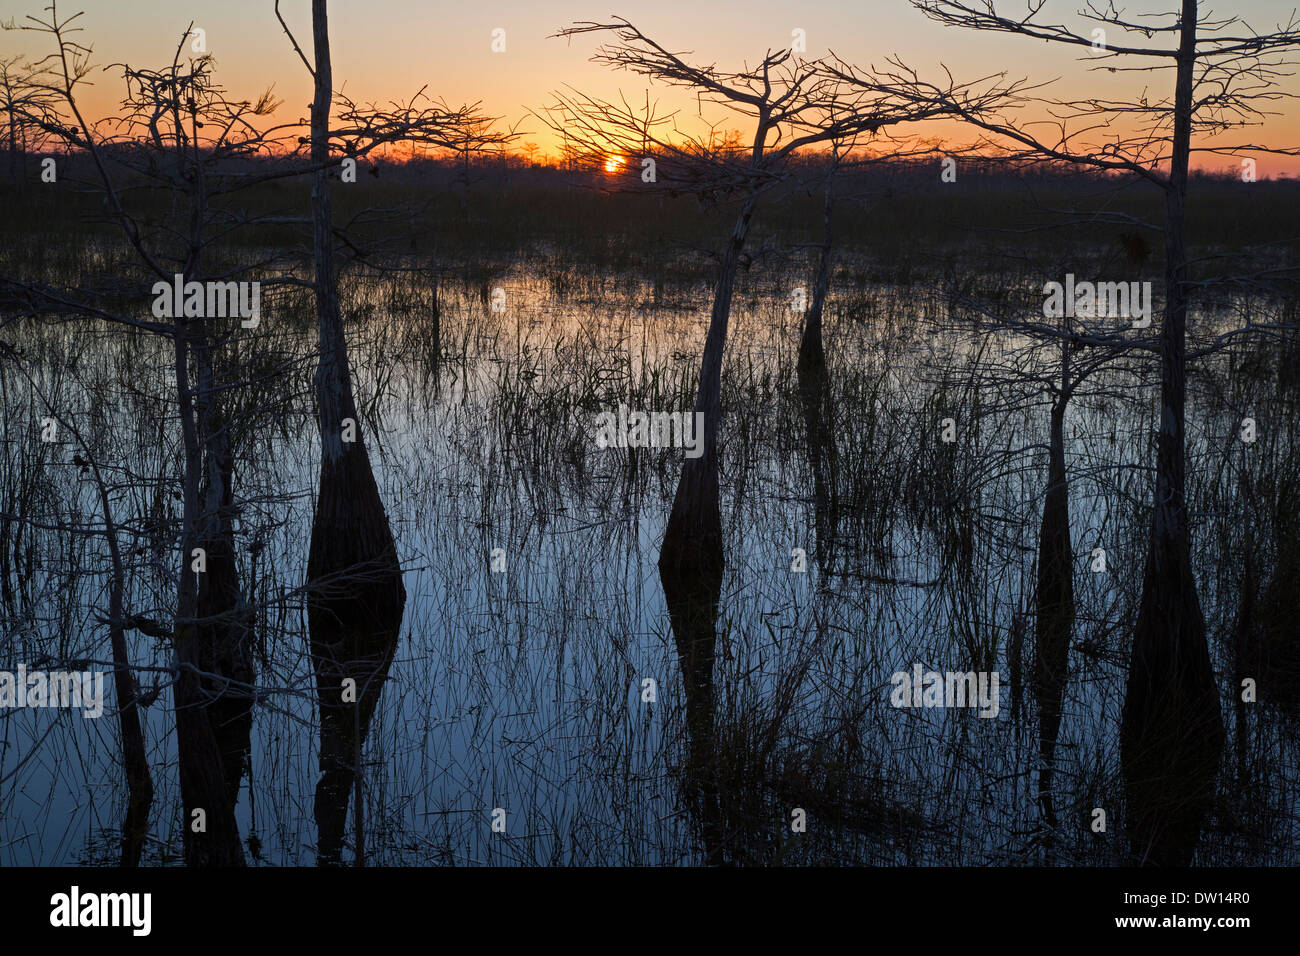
(1, 174), (1298, 865)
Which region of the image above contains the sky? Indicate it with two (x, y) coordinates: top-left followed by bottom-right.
(3, 0), (1299, 174)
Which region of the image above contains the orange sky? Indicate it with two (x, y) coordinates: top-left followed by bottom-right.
(3, 0), (1299, 175)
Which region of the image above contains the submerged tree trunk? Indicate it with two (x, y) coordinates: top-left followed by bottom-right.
(1033, 393), (1074, 842)
(1264, 510), (1300, 708)
(659, 198), (754, 569)
(110, 615), (153, 866)
(308, 0), (407, 866)
(87, 450), (153, 866)
(661, 543), (725, 865)
(1254, 482), (1300, 715)
(194, 419), (254, 807)
(797, 184), (834, 375)
(659, 198), (754, 650)
(796, 360), (839, 568)
(658, 197), (754, 865)
(192, 321), (254, 811)
(796, 180), (839, 559)
(1120, 0), (1224, 866)
(172, 324), (245, 867)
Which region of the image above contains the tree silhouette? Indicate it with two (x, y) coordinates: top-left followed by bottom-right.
(902, 0), (1300, 865)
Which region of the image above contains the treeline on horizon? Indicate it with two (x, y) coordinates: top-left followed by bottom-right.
(1, 145), (1296, 282)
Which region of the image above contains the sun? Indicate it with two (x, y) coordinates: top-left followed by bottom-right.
(603, 154), (625, 173)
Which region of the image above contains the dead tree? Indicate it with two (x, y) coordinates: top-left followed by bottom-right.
(0, 55), (57, 184)
(76, 421), (154, 868)
(544, 20), (1003, 851)
(0, 371), (155, 866)
(6, 2), (304, 864)
(796, 148), (842, 562)
(907, 0), (1300, 864)
(5, 0), (503, 866)
(796, 134), (957, 374)
(301, 0), (406, 867)
(277, 0), (511, 865)
(798, 138), (848, 376)
(952, 281), (1144, 852)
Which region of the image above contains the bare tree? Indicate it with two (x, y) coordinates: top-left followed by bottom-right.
(0, 369), (155, 865)
(5, 0), (514, 869)
(276, 0), (512, 866)
(946, 274), (1147, 852)
(543, 20), (1008, 858)
(902, 0), (1300, 864)
(795, 133), (960, 374)
(300, 0), (405, 868)
(0, 55), (58, 183)
(4, 1), (307, 864)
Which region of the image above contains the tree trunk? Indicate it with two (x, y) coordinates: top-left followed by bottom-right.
(192, 323), (255, 811)
(194, 418), (255, 807)
(1033, 395), (1074, 840)
(658, 197), (754, 641)
(172, 324), (245, 867)
(1257, 479), (1300, 712)
(110, 618), (153, 867)
(658, 197), (754, 865)
(1120, 0), (1225, 866)
(796, 344), (839, 569)
(660, 546), (725, 864)
(797, 184), (833, 375)
(308, 0), (407, 866)
(89, 451), (153, 866)
(7, 108), (17, 186)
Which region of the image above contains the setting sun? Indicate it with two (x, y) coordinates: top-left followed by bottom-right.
(603, 154), (624, 173)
